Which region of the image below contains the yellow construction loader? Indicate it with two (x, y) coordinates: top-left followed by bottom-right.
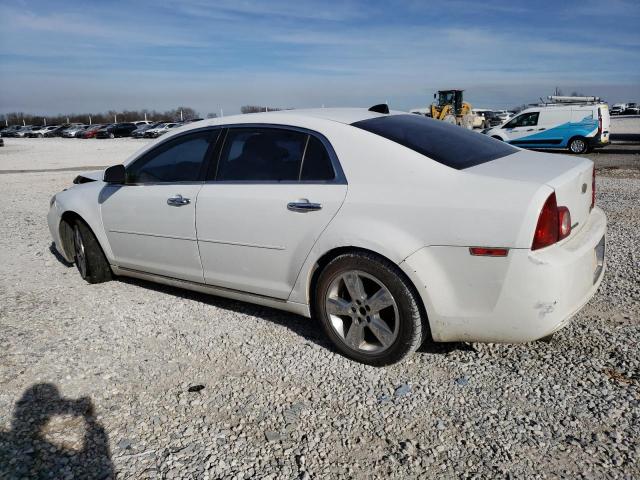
(428, 89), (475, 129)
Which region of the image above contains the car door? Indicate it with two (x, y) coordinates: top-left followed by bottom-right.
(196, 126), (348, 299)
(501, 111), (540, 143)
(100, 129), (219, 282)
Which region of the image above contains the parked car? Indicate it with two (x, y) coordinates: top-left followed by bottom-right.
(28, 125), (59, 138)
(610, 103), (627, 115)
(11, 126), (35, 138)
(62, 125), (87, 138)
(60, 125), (88, 138)
(471, 110), (502, 129)
(143, 122), (179, 138)
(48, 108), (606, 365)
(133, 121), (150, 126)
(0, 125), (23, 137)
(484, 102), (610, 154)
(493, 110), (514, 122)
(131, 122), (163, 138)
(82, 125), (107, 139)
(44, 125), (74, 137)
(622, 103), (639, 115)
(96, 123), (138, 139)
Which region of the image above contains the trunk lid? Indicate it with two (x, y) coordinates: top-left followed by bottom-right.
(467, 149), (594, 236)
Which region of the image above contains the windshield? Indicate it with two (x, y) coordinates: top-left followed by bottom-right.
(352, 114), (518, 170)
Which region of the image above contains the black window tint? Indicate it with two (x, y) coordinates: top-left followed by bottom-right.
(352, 114), (517, 170)
(126, 131), (213, 183)
(301, 135), (335, 181)
(216, 128), (306, 181)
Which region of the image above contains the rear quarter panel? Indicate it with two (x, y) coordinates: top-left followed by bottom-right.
(288, 126), (551, 304)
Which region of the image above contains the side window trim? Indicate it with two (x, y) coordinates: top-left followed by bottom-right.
(125, 127), (221, 185)
(296, 134), (311, 181)
(205, 123), (346, 185)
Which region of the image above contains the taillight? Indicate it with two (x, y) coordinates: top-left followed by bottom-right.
(591, 168), (596, 210)
(532, 193), (559, 250)
(598, 108), (602, 135)
(532, 193), (572, 250)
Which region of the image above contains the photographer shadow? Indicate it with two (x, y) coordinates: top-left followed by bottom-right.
(0, 383), (113, 479)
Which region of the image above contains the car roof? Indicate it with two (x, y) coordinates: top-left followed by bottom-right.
(190, 108), (404, 129)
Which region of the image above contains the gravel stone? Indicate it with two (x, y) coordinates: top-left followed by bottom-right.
(0, 139), (638, 479)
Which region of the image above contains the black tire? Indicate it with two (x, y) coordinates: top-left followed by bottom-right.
(568, 136), (588, 154)
(314, 252), (428, 366)
(72, 219), (112, 284)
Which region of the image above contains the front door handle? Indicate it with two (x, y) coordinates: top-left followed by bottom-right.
(167, 194), (190, 206)
(287, 199), (322, 212)
(526, 128), (535, 131)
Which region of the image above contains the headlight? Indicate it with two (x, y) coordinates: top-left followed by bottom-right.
(50, 195), (56, 207)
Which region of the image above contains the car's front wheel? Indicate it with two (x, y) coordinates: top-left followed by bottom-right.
(314, 252), (428, 365)
(72, 220), (112, 284)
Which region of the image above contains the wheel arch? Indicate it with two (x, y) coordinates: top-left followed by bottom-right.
(58, 209), (113, 265)
(305, 245), (432, 340)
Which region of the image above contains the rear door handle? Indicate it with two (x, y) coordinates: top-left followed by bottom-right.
(538, 128), (546, 131)
(526, 128), (535, 131)
(167, 194), (190, 206)
(287, 199), (322, 212)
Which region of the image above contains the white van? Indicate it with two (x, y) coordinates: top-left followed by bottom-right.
(484, 103), (610, 154)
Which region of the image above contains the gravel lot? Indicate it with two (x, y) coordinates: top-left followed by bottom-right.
(0, 138), (638, 479)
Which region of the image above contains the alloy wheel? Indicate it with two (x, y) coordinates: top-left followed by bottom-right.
(570, 138), (586, 153)
(325, 270), (399, 354)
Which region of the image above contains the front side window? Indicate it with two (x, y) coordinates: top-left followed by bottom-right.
(504, 112), (539, 128)
(126, 130), (215, 183)
(216, 128), (324, 182)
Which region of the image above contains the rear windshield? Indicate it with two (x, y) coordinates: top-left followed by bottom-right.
(352, 114), (517, 169)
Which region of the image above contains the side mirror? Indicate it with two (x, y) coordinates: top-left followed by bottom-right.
(104, 164), (126, 184)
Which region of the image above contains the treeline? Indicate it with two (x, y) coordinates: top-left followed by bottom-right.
(0, 106), (207, 126)
(240, 105), (286, 113)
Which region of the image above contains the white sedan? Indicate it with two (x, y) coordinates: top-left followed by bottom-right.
(48, 107), (606, 365)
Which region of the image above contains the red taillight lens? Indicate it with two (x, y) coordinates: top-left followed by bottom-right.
(591, 168), (596, 209)
(532, 193), (559, 250)
(558, 206), (571, 240)
(532, 192), (573, 250)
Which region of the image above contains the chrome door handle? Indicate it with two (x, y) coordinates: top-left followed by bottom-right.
(287, 199), (322, 212)
(167, 194), (190, 206)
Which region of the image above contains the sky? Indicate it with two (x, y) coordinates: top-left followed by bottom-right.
(0, 0), (639, 116)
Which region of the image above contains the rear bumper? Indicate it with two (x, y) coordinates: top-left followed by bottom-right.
(400, 206), (607, 343)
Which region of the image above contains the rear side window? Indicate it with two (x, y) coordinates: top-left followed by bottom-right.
(301, 136), (335, 181)
(126, 131), (214, 183)
(215, 128), (337, 182)
(217, 128), (305, 181)
(352, 114), (517, 170)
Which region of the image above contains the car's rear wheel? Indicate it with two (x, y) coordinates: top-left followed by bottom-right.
(568, 136), (588, 154)
(72, 220), (112, 284)
(314, 252), (427, 365)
